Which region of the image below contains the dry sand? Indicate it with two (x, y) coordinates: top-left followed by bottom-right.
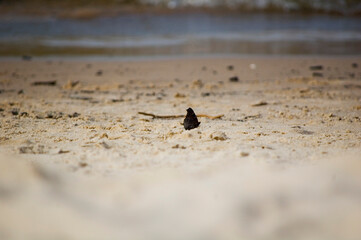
(0, 56), (361, 239)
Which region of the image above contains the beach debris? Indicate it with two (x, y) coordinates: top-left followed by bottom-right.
(309, 65), (323, 71)
(227, 65), (234, 71)
(312, 72), (323, 77)
(251, 101), (268, 107)
(31, 80), (57, 86)
(249, 63), (256, 70)
(352, 63), (358, 68)
(184, 108), (201, 130)
(210, 131), (228, 141)
(229, 76), (239, 82)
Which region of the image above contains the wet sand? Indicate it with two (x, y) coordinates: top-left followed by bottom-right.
(0, 56), (361, 239)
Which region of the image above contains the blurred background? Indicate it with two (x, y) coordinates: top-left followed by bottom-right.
(0, 0), (361, 57)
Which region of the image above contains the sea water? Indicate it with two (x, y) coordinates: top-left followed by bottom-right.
(0, 12), (360, 57)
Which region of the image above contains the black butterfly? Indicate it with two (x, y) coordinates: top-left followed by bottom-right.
(183, 108), (201, 130)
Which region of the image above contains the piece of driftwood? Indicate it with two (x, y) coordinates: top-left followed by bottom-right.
(138, 112), (223, 120)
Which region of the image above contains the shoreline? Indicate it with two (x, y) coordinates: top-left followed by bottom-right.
(1, 4), (361, 19)
(1, 54), (361, 62)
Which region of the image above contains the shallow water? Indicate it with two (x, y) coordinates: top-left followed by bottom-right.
(1, 13), (361, 56)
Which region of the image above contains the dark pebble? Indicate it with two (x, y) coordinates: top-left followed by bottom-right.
(312, 72), (323, 77)
(227, 65), (234, 71)
(31, 80), (57, 86)
(18, 89), (24, 94)
(229, 76), (239, 82)
(183, 108), (201, 130)
(20, 112), (28, 117)
(11, 109), (19, 115)
(201, 92), (211, 97)
(111, 99), (124, 103)
(352, 63), (358, 68)
(68, 112), (80, 118)
(0, 108), (4, 112)
(310, 65), (323, 71)
(96, 70), (103, 76)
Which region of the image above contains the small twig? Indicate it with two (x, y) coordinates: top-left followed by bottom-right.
(197, 114), (224, 120)
(138, 112), (183, 119)
(138, 112), (223, 120)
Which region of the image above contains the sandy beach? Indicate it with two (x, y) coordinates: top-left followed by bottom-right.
(0, 56), (361, 239)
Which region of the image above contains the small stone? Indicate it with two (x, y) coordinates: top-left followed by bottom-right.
(20, 112), (28, 117)
(79, 162), (88, 167)
(229, 76), (239, 82)
(68, 112), (80, 118)
(309, 65), (323, 71)
(227, 65), (234, 71)
(312, 72), (323, 77)
(201, 92), (210, 97)
(17, 89), (24, 94)
(46, 111), (63, 119)
(240, 152), (249, 157)
(174, 93), (186, 98)
(96, 70), (103, 76)
(172, 144), (186, 149)
(192, 79), (204, 88)
(210, 131), (228, 141)
(11, 108), (19, 115)
(352, 63), (358, 68)
(31, 80), (57, 86)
